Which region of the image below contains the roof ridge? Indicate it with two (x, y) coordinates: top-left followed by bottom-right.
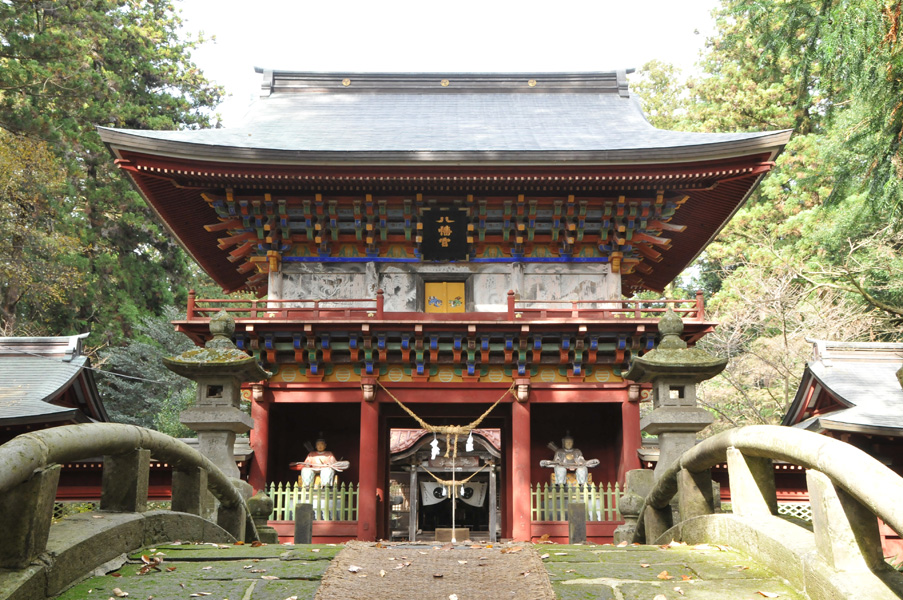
(255, 69), (634, 98)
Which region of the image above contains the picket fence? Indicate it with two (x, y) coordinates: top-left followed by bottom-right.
(266, 481), (358, 521)
(531, 482), (622, 522)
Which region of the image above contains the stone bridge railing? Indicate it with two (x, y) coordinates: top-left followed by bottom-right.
(620, 425), (903, 600)
(0, 423), (259, 600)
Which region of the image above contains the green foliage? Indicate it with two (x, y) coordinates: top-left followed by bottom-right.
(97, 306), (196, 436)
(0, 130), (87, 334)
(0, 0), (223, 344)
(634, 0), (903, 433)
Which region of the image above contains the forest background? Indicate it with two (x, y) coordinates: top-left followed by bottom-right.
(1, 0), (901, 435)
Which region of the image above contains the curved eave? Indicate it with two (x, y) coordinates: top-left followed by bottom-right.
(101, 131), (790, 294)
(99, 127), (791, 167)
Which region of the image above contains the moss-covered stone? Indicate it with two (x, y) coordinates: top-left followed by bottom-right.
(617, 578), (808, 599)
(279, 545), (344, 561)
(552, 581), (617, 600)
(185, 558), (329, 580)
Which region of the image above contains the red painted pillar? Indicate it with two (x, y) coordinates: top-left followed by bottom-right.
(618, 391), (641, 482)
(511, 400), (531, 541)
(358, 399), (380, 541)
(248, 395), (270, 492)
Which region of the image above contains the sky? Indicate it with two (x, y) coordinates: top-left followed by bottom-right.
(178, 0), (720, 125)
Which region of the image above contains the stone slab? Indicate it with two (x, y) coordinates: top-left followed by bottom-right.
(617, 578), (807, 599)
(178, 558), (330, 580)
(279, 546), (344, 561)
(129, 542), (327, 561)
(544, 559), (697, 582)
(0, 565), (45, 600)
(552, 581), (617, 600)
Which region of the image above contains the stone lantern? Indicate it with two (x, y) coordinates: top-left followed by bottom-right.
(163, 311), (270, 490)
(624, 308), (727, 480)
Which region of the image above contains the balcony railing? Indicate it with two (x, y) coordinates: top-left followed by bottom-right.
(185, 290), (706, 322)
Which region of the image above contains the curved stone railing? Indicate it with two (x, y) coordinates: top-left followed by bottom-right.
(0, 423), (259, 595)
(624, 425), (903, 599)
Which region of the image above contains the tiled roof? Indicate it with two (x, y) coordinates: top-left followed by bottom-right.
(0, 335), (102, 425)
(787, 340), (903, 435)
(99, 71), (790, 163)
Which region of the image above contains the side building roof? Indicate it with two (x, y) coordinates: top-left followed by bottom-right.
(99, 70), (792, 294)
(783, 340), (903, 437)
(0, 334), (109, 427)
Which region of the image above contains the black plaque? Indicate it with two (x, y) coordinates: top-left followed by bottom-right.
(421, 208), (468, 261)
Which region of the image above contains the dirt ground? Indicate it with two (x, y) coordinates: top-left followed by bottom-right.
(313, 540), (557, 600)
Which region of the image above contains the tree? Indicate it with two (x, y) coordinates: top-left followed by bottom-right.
(96, 306), (196, 437)
(632, 0), (903, 433)
(0, 130), (87, 334)
(0, 0), (223, 344)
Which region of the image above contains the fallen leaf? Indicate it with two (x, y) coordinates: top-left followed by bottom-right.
(310, 548), (320, 553)
(348, 565), (362, 573)
(654, 596), (668, 600)
(112, 589), (128, 598)
(757, 593), (779, 598)
(249, 569), (266, 573)
(674, 586), (685, 595)
(470, 545), (481, 549)
(201, 566), (213, 571)
(111, 573), (122, 577)
(189, 594), (212, 598)
(234, 541), (245, 545)
(640, 563), (651, 568)
(166, 567), (176, 572)
(693, 543), (713, 550)
(260, 575), (280, 580)
(538, 533), (551, 542)
(565, 569), (576, 573)
(657, 570), (674, 580)
(540, 554), (550, 560)
(554, 552), (568, 556)
(617, 540), (628, 547)
(433, 573), (443, 578)
(737, 565), (750, 571)
(521, 571), (530, 577)
(681, 574), (693, 581)
(284, 596), (298, 600)
(668, 540), (686, 547)
(92, 515), (105, 519)
(449, 595), (458, 600)
(379, 570), (387, 577)
(458, 560), (468, 565)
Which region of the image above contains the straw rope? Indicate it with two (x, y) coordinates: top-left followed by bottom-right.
(422, 462), (490, 489)
(376, 380), (514, 459)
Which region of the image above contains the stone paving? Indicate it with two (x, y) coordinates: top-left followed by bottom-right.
(52, 540), (809, 600)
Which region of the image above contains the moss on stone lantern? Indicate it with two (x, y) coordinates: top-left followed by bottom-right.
(163, 310), (270, 483)
(625, 308), (727, 479)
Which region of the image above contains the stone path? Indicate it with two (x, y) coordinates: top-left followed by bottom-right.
(52, 540), (809, 600)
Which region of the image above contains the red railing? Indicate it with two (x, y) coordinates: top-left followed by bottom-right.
(186, 290), (706, 322)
